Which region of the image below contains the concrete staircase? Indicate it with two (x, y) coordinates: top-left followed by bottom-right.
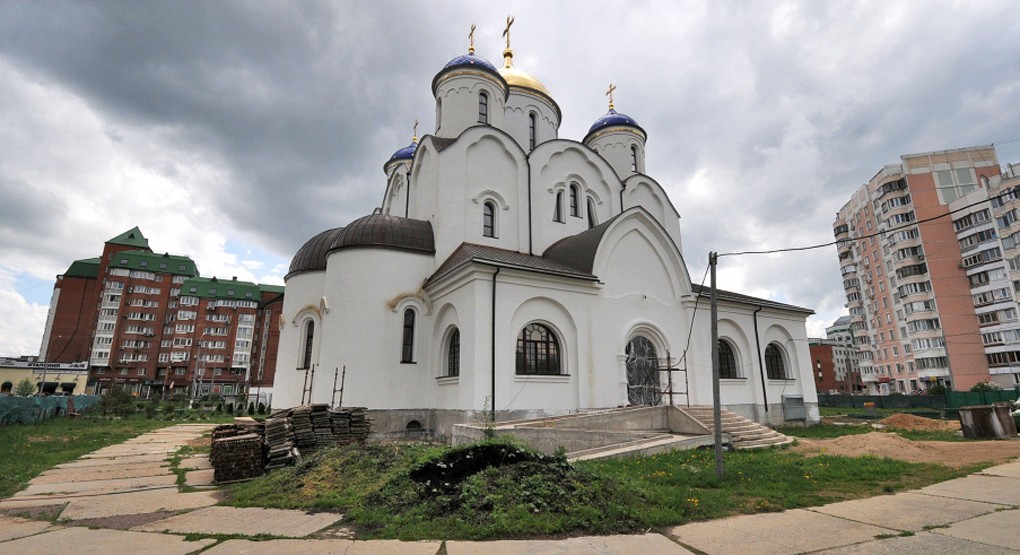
(683, 405), (793, 450)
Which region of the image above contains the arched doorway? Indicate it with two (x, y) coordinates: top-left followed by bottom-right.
(625, 336), (661, 405)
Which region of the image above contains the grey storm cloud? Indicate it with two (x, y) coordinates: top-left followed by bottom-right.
(1, 1), (1020, 355)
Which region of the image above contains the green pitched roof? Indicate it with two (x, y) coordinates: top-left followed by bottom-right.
(65, 257), (100, 279)
(181, 277), (262, 301)
(107, 226), (150, 249)
(109, 251), (198, 276)
(259, 284), (285, 295)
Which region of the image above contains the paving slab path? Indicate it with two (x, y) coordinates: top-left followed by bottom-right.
(3, 423), (1020, 554)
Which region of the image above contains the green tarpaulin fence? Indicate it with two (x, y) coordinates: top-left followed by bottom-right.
(818, 389), (1020, 410)
(0, 395), (102, 426)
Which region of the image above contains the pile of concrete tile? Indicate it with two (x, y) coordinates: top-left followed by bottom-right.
(264, 412), (295, 470)
(329, 407), (370, 443)
(290, 405), (318, 452)
(210, 425), (265, 483)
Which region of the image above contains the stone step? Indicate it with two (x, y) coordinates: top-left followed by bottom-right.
(680, 407), (791, 451)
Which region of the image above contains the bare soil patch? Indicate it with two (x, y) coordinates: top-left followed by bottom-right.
(879, 413), (961, 432)
(792, 431), (1020, 467)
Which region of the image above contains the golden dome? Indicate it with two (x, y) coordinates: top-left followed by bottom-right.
(498, 48), (551, 97)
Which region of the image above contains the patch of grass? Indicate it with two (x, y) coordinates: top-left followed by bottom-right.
(819, 407), (945, 418)
(0, 416), (170, 498)
(224, 439), (970, 541)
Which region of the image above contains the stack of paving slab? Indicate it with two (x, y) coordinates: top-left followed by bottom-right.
(290, 405), (318, 452)
(264, 412), (295, 470)
(210, 424), (265, 483)
(329, 407), (370, 444)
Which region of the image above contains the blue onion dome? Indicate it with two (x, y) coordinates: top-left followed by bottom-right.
(389, 141), (417, 163)
(588, 108), (641, 135)
(432, 49), (506, 96)
(443, 52), (498, 72)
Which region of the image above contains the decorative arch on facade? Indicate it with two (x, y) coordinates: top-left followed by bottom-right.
(432, 303), (461, 378)
(508, 296), (578, 378)
(590, 207), (693, 303)
(717, 318), (752, 379)
(531, 141), (619, 214)
(623, 322), (670, 363)
(762, 324), (797, 380)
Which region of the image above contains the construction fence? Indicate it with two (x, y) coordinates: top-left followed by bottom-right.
(818, 388), (1020, 410)
(0, 395), (102, 426)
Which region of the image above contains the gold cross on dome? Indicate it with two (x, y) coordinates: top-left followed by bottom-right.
(468, 24), (476, 54)
(503, 16), (515, 50)
(606, 83), (617, 109)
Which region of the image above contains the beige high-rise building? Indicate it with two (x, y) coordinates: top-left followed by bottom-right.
(833, 145), (1005, 394)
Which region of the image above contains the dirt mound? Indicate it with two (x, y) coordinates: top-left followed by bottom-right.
(879, 413), (961, 432)
(793, 431), (1020, 467)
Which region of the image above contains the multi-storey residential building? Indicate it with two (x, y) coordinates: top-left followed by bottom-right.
(833, 146), (1003, 394)
(949, 163), (1020, 387)
(817, 316), (863, 393)
(39, 227), (283, 402)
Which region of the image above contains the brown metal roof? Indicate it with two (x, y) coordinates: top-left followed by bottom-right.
(287, 227), (345, 278)
(692, 284), (815, 314)
(542, 216), (619, 273)
(426, 243), (597, 288)
(329, 214), (434, 255)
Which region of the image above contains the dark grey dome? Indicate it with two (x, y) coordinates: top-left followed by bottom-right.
(287, 227), (345, 279)
(329, 215), (434, 254)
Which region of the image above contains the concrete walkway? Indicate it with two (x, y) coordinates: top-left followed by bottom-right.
(1, 425), (1018, 554)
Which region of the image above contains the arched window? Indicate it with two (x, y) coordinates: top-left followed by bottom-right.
(569, 184), (580, 217)
(587, 197), (597, 229)
(478, 91), (489, 124)
(436, 97), (442, 128)
(529, 112), (538, 150)
(447, 328), (460, 377)
(0, 381), (11, 395)
(765, 344), (788, 379)
(401, 309), (416, 363)
(483, 201), (496, 237)
(516, 323), (561, 375)
(554, 191), (564, 223)
(631, 145), (639, 172)
(301, 321), (315, 369)
(718, 340), (738, 379)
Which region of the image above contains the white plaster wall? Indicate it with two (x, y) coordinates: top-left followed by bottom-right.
(434, 73), (506, 139)
(382, 163), (411, 216)
(503, 89), (559, 152)
(297, 248), (436, 409)
(273, 271), (327, 409)
(587, 132), (644, 179)
(531, 143), (620, 253)
(623, 175), (683, 251)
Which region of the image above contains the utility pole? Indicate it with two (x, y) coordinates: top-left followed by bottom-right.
(710, 251), (724, 478)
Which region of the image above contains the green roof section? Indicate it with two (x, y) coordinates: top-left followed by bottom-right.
(259, 284), (285, 295)
(110, 251), (198, 276)
(181, 276), (262, 301)
(107, 226), (150, 249)
(64, 257), (100, 279)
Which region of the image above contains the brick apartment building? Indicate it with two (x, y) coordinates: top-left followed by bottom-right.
(833, 145), (1013, 393)
(38, 227), (283, 403)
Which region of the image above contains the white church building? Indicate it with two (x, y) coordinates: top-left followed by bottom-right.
(274, 27), (819, 437)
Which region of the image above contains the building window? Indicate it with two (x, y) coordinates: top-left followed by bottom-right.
(719, 340), (738, 379)
(301, 320), (314, 369)
(765, 344), (788, 379)
(0, 382), (11, 394)
(483, 201), (496, 237)
(478, 91), (488, 124)
(529, 112), (537, 150)
(554, 191), (564, 222)
(401, 309), (416, 363)
(516, 323), (561, 375)
(587, 198), (597, 229)
(569, 184), (580, 217)
(631, 145), (639, 172)
(447, 328), (460, 377)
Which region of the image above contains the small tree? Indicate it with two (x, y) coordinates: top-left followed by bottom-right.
(100, 385), (137, 417)
(970, 381), (1003, 392)
(14, 378), (36, 397)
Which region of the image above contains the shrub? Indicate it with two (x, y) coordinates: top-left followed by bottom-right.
(144, 402), (158, 419)
(970, 381), (1003, 392)
(14, 378), (36, 397)
(928, 383), (947, 395)
(257, 403), (266, 415)
(247, 403), (255, 416)
(100, 386), (137, 417)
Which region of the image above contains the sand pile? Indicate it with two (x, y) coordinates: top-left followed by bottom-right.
(793, 431), (1020, 467)
(879, 413), (961, 432)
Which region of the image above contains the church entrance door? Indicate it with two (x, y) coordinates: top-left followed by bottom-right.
(625, 336), (661, 406)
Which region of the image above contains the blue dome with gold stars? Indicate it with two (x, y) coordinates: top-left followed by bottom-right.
(443, 52), (498, 72)
(389, 141), (417, 163)
(587, 108), (641, 135)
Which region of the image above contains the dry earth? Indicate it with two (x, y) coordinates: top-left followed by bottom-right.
(793, 414), (1020, 467)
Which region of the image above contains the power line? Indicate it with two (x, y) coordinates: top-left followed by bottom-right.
(717, 185), (1020, 258)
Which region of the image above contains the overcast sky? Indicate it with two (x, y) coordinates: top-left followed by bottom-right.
(2, 1), (1019, 357)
